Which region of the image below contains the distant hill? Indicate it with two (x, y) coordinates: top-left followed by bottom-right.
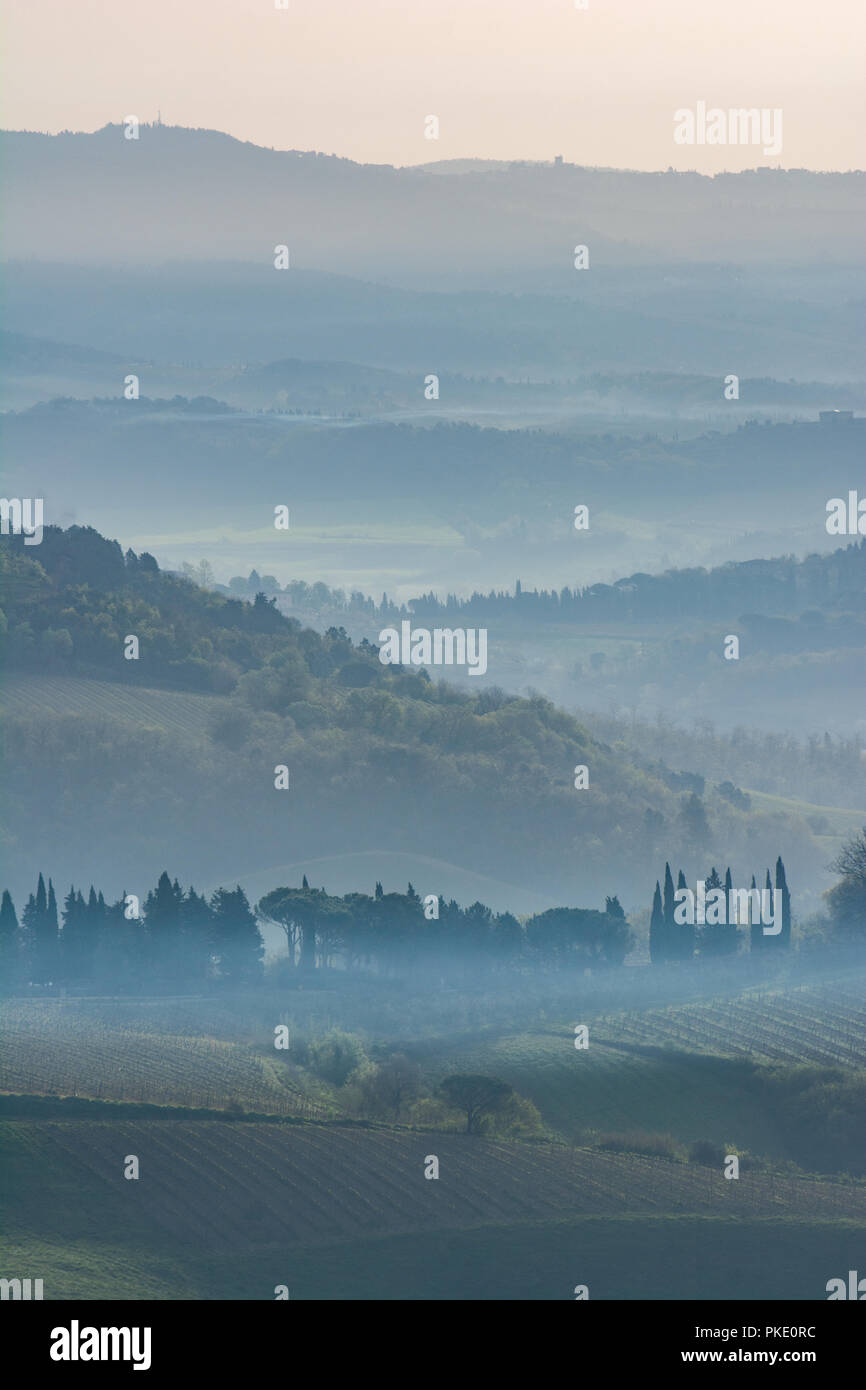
(2, 125), (864, 281)
(5, 327), (865, 418)
(0, 330), (126, 370)
(3, 405), (862, 599)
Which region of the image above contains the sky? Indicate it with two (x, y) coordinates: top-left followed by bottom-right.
(3, 0), (864, 171)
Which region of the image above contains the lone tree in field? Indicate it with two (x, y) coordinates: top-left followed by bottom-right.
(438, 1074), (513, 1134)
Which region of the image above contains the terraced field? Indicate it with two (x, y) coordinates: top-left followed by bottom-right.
(0, 674), (222, 738)
(591, 978), (866, 1067)
(4, 1118), (865, 1258)
(3, 1111), (865, 1299)
(0, 1003), (332, 1118)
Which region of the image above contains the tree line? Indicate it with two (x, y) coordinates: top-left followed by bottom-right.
(0, 871), (630, 992)
(223, 539), (866, 631)
(3, 831), (863, 993)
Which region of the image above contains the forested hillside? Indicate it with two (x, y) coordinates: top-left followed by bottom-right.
(0, 525), (838, 908)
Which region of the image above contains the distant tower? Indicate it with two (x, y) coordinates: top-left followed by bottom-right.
(157, 109), (162, 127)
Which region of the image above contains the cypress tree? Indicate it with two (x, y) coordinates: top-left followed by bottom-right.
(27, 873), (59, 984)
(662, 862), (676, 924)
(41, 878), (60, 982)
(762, 868), (774, 951)
(0, 890), (20, 989)
(662, 862), (676, 959)
(143, 872), (184, 982)
(700, 867), (738, 957)
(749, 874), (762, 952)
(775, 856), (791, 949)
(674, 868), (695, 960)
(649, 881), (665, 964)
(60, 887), (79, 980)
(20, 893), (38, 981)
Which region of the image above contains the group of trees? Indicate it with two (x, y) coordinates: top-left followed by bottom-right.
(3, 831), (863, 993)
(292, 1030), (540, 1135)
(0, 524), (291, 691)
(649, 857), (792, 962)
(0, 871), (630, 993)
(222, 541), (866, 634)
(0, 522), (445, 700)
(0, 872), (262, 991)
(408, 541), (866, 631)
(588, 709), (866, 818)
(258, 881), (632, 975)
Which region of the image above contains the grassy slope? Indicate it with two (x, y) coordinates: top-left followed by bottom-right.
(5, 1219), (862, 1300)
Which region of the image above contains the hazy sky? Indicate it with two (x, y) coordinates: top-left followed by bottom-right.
(4, 0), (864, 171)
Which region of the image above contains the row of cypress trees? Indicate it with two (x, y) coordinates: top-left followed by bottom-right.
(649, 858), (791, 962)
(0, 872), (263, 989)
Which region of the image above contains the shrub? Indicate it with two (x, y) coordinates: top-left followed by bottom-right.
(406, 1096), (459, 1129)
(597, 1130), (682, 1160)
(481, 1092), (544, 1138)
(689, 1138), (725, 1167)
(307, 1029), (368, 1086)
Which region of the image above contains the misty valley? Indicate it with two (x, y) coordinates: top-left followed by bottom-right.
(1, 81), (865, 1319)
